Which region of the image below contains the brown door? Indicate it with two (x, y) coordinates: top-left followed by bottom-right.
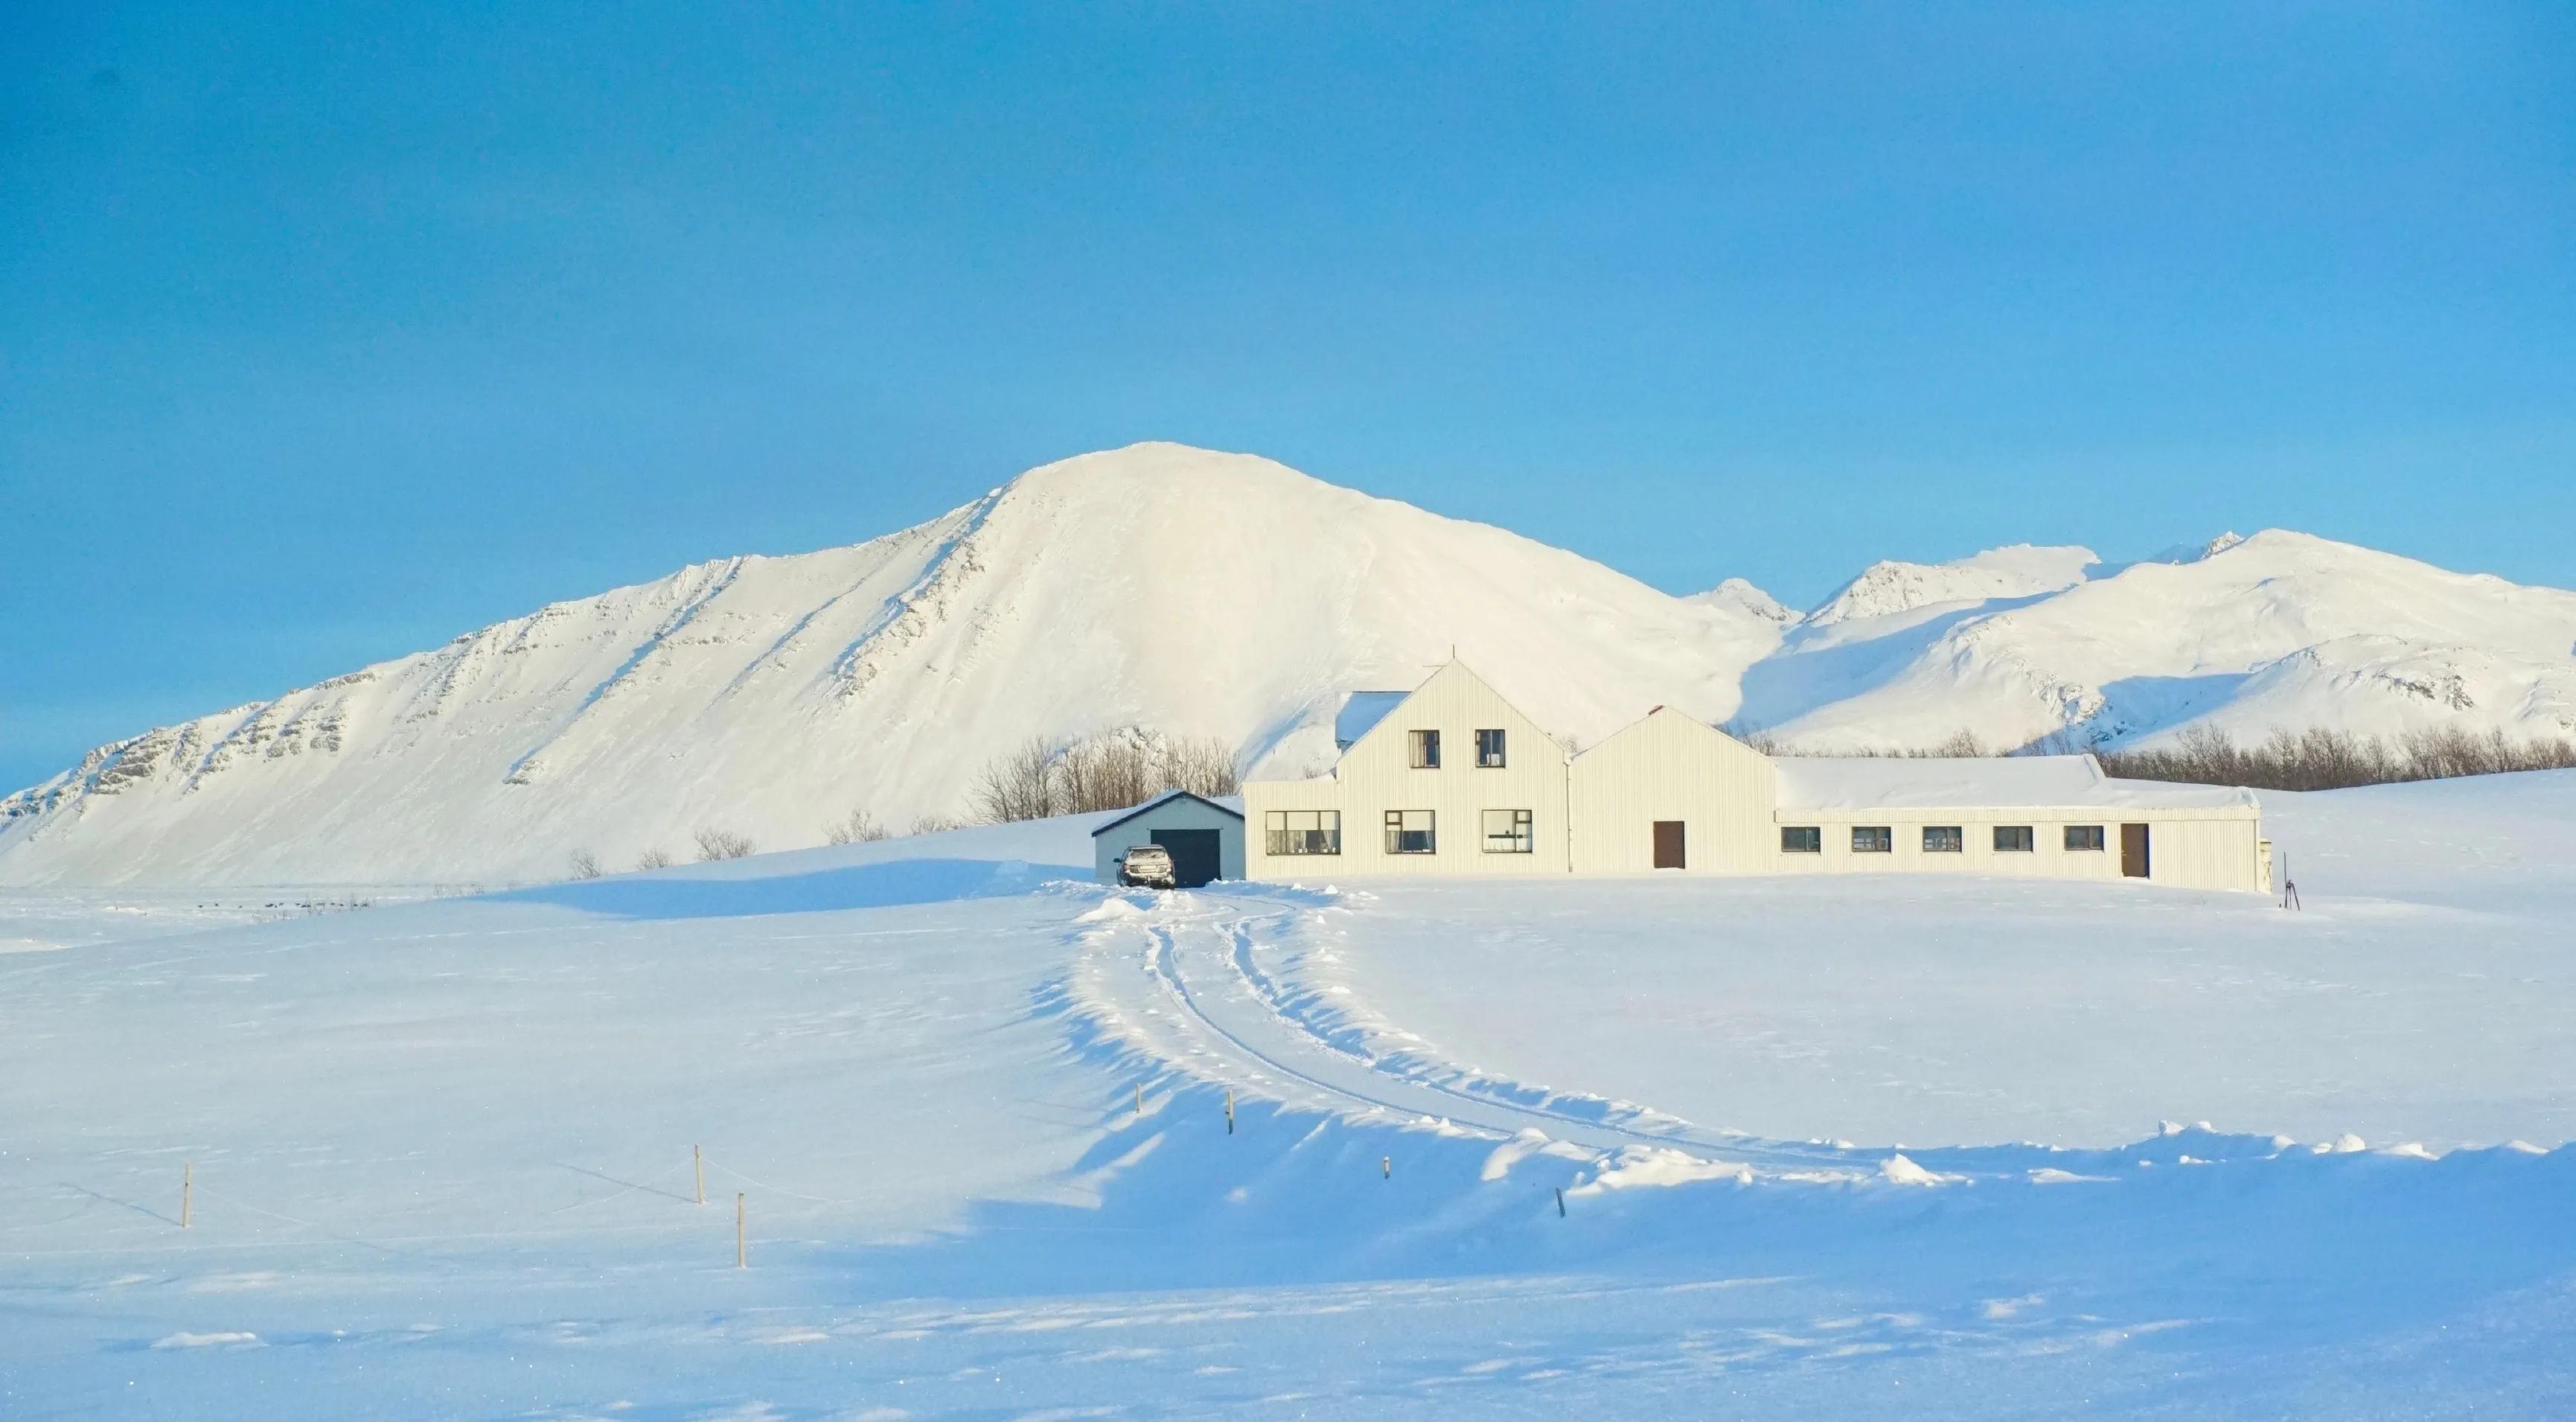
(1652, 820), (1686, 870)
(2120, 823), (2150, 879)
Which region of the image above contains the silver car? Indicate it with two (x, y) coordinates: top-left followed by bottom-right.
(1118, 844), (1177, 890)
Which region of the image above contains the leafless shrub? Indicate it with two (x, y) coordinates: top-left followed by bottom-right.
(1742, 718), (2576, 790)
(569, 849), (602, 881)
(910, 809), (969, 836)
(694, 826), (757, 861)
(633, 846), (674, 872)
(971, 728), (1244, 823)
(823, 809), (889, 846)
(2098, 725), (2576, 791)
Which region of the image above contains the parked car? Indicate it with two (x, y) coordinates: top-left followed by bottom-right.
(1118, 844), (1177, 890)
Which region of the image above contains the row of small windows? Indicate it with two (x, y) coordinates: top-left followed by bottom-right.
(1406, 729), (1510, 770)
(1262, 809), (1534, 855)
(1268, 812), (2118, 858)
(1782, 824), (2110, 854)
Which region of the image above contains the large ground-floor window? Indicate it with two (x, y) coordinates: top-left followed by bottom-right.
(1265, 809), (1340, 856)
(1384, 809), (1436, 854)
(1481, 809), (1533, 853)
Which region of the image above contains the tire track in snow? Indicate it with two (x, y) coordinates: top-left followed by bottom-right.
(1079, 889), (1873, 1172)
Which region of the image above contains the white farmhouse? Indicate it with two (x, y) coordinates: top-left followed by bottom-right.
(1244, 661), (2272, 892)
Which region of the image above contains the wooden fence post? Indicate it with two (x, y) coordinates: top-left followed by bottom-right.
(1225, 1088), (1235, 1135)
(181, 1162), (192, 1229)
(695, 1145), (706, 1206)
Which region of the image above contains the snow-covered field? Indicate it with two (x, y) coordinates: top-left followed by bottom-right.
(5, 777), (2575, 1416)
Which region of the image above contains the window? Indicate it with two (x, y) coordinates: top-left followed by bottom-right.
(2066, 825), (2106, 852)
(1994, 825), (2035, 852)
(1923, 826), (1964, 853)
(1408, 729), (1442, 769)
(1265, 810), (1341, 856)
(1781, 826), (1822, 854)
(1852, 826), (1893, 853)
(1482, 809), (1533, 853)
(1475, 728), (1507, 768)
(1384, 809), (1436, 854)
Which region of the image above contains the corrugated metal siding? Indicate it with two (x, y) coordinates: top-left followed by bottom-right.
(1567, 710), (1777, 873)
(1244, 662), (1569, 878)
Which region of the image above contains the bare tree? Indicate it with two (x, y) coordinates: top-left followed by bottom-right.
(694, 826), (757, 861)
(973, 736), (1059, 824)
(569, 849), (602, 881)
(970, 728), (1246, 823)
(823, 809), (889, 846)
(1158, 735), (1242, 798)
(633, 846), (674, 872)
(910, 810), (968, 835)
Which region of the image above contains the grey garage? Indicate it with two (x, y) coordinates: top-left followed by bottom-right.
(1091, 791), (1245, 888)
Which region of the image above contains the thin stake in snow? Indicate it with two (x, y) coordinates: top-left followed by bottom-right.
(735, 1193), (747, 1269)
(1225, 1088), (1234, 1135)
(180, 1162), (192, 1229)
(1382, 1155), (1391, 1180)
(1555, 1187), (1566, 1218)
(694, 1145), (705, 1206)
(1135, 1084), (1143, 1119)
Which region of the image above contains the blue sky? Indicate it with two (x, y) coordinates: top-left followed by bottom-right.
(4, 3), (2572, 791)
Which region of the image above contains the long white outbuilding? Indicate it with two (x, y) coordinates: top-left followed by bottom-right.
(1244, 660), (2272, 892)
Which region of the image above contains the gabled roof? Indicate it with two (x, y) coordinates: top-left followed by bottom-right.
(1333, 691), (1411, 749)
(1088, 788), (1247, 838)
(1772, 754), (2256, 811)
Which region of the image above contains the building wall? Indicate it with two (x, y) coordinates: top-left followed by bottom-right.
(1093, 796), (1247, 884)
(1567, 710), (1778, 874)
(1244, 662), (1571, 878)
(1767, 808), (2264, 890)
(1241, 663), (2269, 893)
(2146, 817), (2264, 893)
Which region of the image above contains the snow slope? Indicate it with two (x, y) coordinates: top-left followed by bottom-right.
(4, 774), (2574, 1415)
(0, 444), (1784, 886)
(8, 442), (2575, 884)
(1738, 528), (2576, 751)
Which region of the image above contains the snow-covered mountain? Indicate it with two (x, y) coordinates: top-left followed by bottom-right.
(6, 441), (2574, 884)
(1740, 529), (2576, 752)
(0, 444), (1784, 884)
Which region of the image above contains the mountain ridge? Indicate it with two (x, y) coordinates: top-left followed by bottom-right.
(7, 442), (2574, 884)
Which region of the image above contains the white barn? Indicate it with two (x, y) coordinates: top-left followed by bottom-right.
(1244, 661), (2272, 893)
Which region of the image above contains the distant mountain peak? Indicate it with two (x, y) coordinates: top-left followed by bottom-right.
(1806, 543), (2100, 626)
(1687, 578), (1796, 625)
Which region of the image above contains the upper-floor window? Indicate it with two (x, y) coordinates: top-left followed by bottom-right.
(1781, 826), (1822, 853)
(1384, 809), (1436, 854)
(2065, 825), (2106, 852)
(1994, 825), (2035, 852)
(1923, 826), (1964, 853)
(1408, 729), (1441, 769)
(1475, 729), (1507, 768)
(1852, 826), (1893, 853)
(1482, 809), (1533, 853)
(1265, 810), (1342, 856)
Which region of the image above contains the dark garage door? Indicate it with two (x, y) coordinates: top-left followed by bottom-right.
(1152, 829), (1222, 888)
